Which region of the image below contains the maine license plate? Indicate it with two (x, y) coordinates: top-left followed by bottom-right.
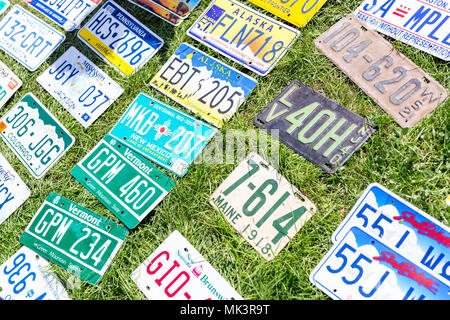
(355, 0), (450, 61)
(127, 0), (183, 26)
(37, 46), (124, 128)
(20, 193), (129, 285)
(78, 0), (164, 77)
(314, 14), (448, 128)
(254, 80), (377, 173)
(187, 0), (300, 76)
(310, 226), (449, 300)
(0, 60), (21, 110)
(109, 93), (217, 177)
(0, 246), (70, 300)
(0, 5), (65, 71)
(131, 230), (242, 300)
(0, 0), (9, 16)
(210, 152), (317, 260)
(71, 134), (175, 229)
(151, 43), (258, 128)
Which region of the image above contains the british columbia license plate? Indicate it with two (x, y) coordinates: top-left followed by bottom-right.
(254, 80), (377, 173)
(210, 152), (317, 260)
(78, 0), (164, 77)
(20, 193), (129, 285)
(0, 93), (75, 179)
(151, 43), (258, 128)
(127, 0), (183, 26)
(0, 0), (9, 16)
(0, 60), (21, 110)
(0, 5), (65, 71)
(314, 14), (448, 128)
(355, 0), (450, 61)
(37, 46), (124, 128)
(0, 246), (70, 300)
(187, 0), (300, 76)
(310, 226), (449, 300)
(131, 230), (242, 300)
(109, 93), (217, 177)
(71, 134), (175, 229)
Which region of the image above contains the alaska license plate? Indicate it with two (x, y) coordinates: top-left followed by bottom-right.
(127, 0), (183, 26)
(314, 14), (448, 128)
(210, 152), (317, 260)
(71, 134), (175, 229)
(20, 193), (129, 285)
(0, 60), (21, 110)
(254, 80), (377, 173)
(0, 0), (9, 16)
(37, 46), (124, 128)
(109, 93), (217, 177)
(187, 0), (300, 76)
(0, 93), (75, 179)
(78, 0), (164, 77)
(151, 43), (258, 128)
(131, 230), (242, 300)
(0, 5), (65, 71)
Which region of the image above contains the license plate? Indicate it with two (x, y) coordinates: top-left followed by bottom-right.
(127, 0), (183, 26)
(0, 5), (65, 71)
(20, 192), (129, 285)
(37, 46), (124, 128)
(78, 0), (164, 77)
(71, 134), (175, 229)
(187, 0), (300, 76)
(109, 93), (217, 177)
(314, 14), (448, 128)
(0, 60), (21, 110)
(0, 0), (9, 15)
(310, 226), (449, 300)
(130, 230), (242, 300)
(151, 43), (258, 128)
(0, 93), (75, 179)
(148, 0), (200, 18)
(0, 246), (70, 300)
(210, 152), (317, 260)
(355, 0), (450, 61)
(254, 80), (377, 173)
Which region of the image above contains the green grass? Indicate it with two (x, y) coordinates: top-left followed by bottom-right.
(0, 0), (449, 300)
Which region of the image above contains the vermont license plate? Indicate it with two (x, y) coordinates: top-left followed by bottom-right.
(131, 230), (242, 300)
(254, 80), (377, 173)
(37, 46), (124, 128)
(151, 43), (258, 128)
(210, 152), (317, 260)
(0, 0), (9, 16)
(0, 60), (21, 110)
(20, 193), (129, 285)
(0, 93), (75, 179)
(71, 134), (175, 229)
(0, 5), (65, 71)
(187, 0), (300, 76)
(310, 227), (449, 300)
(314, 14), (448, 128)
(127, 0), (183, 26)
(109, 93), (217, 177)
(78, 0), (164, 77)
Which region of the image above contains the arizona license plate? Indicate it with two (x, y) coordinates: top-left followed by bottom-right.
(78, 0), (164, 77)
(315, 14), (448, 128)
(149, 0), (200, 18)
(0, 93), (75, 179)
(131, 230), (242, 300)
(127, 0), (183, 26)
(0, 0), (9, 16)
(109, 93), (217, 177)
(310, 226), (449, 300)
(0, 5), (65, 71)
(254, 80), (377, 173)
(20, 193), (129, 285)
(37, 46), (124, 128)
(0, 60), (21, 110)
(210, 152), (317, 260)
(71, 134), (175, 229)
(187, 0), (300, 76)
(151, 43), (258, 128)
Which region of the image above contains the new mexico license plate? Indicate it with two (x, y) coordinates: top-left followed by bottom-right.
(127, 0), (183, 26)
(78, 0), (164, 77)
(71, 134), (175, 229)
(37, 46), (124, 128)
(0, 93), (75, 179)
(0, 60), (21, 110)
(131, 230), (242, 300)
(109, 93), (217, 177)
(210, 152), (317, 260)
(20, 193), (129, 285)
(187, 0), (300, 76)
(150, 43), (258, 128)
(0, 5), (65, 71)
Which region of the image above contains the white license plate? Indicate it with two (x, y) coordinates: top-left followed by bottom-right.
(0, 60), (21, 110)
